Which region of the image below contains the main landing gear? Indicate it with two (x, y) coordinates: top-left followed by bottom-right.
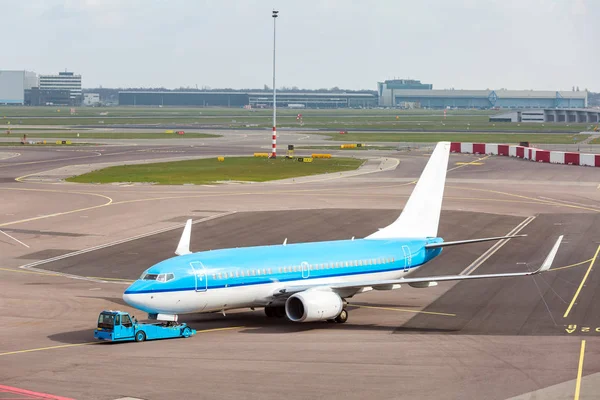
(328, 308), (348, 324)
(334, 309), (348, 323)
(264, 306), (286, 318)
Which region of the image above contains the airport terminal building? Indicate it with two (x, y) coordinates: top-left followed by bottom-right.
(378, 79), (588, 109)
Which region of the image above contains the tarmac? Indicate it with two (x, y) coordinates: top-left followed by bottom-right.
(1, 131), (600, 400)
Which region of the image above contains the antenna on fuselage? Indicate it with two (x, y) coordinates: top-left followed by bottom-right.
(175, 219), (193, 256)
(283, 238), (288, 246)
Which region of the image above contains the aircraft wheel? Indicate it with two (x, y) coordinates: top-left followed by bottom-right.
(135, 331), (146, 342)
(335, 309), (348, 324)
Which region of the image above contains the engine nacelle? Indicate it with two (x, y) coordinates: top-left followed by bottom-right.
(285, 291), (343, 322)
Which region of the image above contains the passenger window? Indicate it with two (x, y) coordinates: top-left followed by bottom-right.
(257, 269), (261, 276)
(252, 270), (256, 276)
(235, 271), (239, 278)
(212, 274), (216, 279)
(263, 269), (267, 275)
(309, 265), (313, 271)
(218, 273), (222, 279)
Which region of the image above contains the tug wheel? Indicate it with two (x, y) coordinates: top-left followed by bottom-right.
(135, 331), (146, 342)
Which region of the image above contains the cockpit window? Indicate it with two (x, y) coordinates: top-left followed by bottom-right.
(140, 272), (174, 282)
(141, 273), (158, 281)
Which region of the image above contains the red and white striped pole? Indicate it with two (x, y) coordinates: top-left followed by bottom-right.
(270, 10), (278, 159)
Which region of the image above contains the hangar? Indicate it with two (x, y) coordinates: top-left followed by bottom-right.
(387, 89), (587, 109)
(118, 91), (377, 108)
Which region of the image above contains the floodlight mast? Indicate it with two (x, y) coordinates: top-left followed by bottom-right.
(271, 10), (278, 158)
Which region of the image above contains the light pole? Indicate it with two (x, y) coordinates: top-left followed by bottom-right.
(270, 9), (278, 158)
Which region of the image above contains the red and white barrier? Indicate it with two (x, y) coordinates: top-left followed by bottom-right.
(450, 142), (599, 167)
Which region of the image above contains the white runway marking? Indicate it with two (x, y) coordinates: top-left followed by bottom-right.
(460, 215), (536, 275)
(0, 229), (30, 248)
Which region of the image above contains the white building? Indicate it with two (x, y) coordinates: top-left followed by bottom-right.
(39, 71), (82, 101)
(0, 70), (38, 104)
(83, 93), (100, 106)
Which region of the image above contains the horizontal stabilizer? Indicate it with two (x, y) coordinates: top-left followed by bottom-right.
(175, 219), (193, 256)
(425, 234), (527, 249)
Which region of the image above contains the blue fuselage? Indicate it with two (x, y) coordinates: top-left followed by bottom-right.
(123, 237), (443, 314)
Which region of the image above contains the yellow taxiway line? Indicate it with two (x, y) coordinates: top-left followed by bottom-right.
(564, 246), (600, 318)
(0, 326), (243, 357)
(574, 340), (586, 400)
(351, 304), (455, 317)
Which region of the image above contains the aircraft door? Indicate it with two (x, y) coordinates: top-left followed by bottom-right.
(301, 261), (310, 279)
(402, 246), (412, 272)
(190, 261), (208, 292)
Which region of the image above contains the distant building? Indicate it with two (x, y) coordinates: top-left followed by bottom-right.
(378, 79), (432, 107)
(247, 92), (375, 109)
(118, 91), (377, 108)
(393, 89), (587, 109)
(25, 87), (72, 106)
(378, 78), (588, 109)
(39, 71), (82, 104)
(490, 108), (600, 123)
(83, 93), (100, 106)
(0, 70), (38, 104)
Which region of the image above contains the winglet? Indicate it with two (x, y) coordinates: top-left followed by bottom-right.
(536, 235), (563, 273)
(175, 219), (193, 256)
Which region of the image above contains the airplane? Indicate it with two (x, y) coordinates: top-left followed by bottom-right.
(123, 142), (563, 324)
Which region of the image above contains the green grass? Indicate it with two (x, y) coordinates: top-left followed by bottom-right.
(2, 132), (220, 139)
(0, 106), (497, 118)
(315, 132), (590, 144)
(0, 106), (588, 133)
(66, 156), (364, 185)
(589, 137), (600, 144)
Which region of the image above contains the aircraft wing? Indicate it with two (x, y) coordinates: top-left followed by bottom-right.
(274, 235), (563, 298)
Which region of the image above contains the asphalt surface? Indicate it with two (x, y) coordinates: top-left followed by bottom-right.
(1, 132), (600, 400)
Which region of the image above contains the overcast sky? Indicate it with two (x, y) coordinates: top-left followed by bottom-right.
(2, 0), (598, 91)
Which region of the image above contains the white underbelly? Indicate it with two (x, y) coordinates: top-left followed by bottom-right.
(190, 267), (417, 314)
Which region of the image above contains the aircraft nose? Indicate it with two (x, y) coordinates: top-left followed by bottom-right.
(123, 292), (141, 309)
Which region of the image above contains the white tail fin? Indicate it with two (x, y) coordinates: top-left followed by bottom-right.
(175, 219), (193, 256)
(366, 142), (451, 239)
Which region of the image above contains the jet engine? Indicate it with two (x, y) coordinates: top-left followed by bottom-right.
(285, 291), (343, 322)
